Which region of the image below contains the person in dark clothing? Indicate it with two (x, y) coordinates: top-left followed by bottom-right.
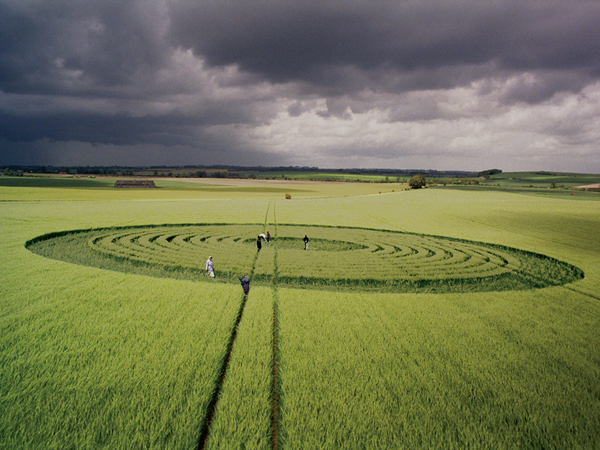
(239, 274), (250, 298)
(304, 235), (309, 250)
(257, 236), (262, 252)
(266, 231), (270, 242)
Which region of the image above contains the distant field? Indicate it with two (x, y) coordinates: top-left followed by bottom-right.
(480, 171), (600, 188)
(1, 178), (600, 448)
(429, 171), (600, 199)
(441, 184), (600, 200)
(0, 176), (403, 201)
(0, 176), (116, 188)
(249, 171), (406, 182)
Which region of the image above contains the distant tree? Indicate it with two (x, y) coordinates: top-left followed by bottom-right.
(477, 169), (502, 178)
(2, 169), (23, 177)
(408, 174), (427, 189)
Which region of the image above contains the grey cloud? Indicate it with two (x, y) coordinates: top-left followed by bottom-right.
(287, 100), (317, 117)
(1, 0), (600, 171)
(387, 98), (443, 123)
(316, 98), (352, 120)
(499, 70), (594, 105)
(0, 111), (191, 146)
(0, 101), (267, 146)
(0, 0), (171, 95)
(169, 0), (600, 97)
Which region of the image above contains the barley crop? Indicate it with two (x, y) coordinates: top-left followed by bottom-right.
(27, 224), (583, 293)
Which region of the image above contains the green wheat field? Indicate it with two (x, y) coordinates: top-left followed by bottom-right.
(1, 177), (599, 449)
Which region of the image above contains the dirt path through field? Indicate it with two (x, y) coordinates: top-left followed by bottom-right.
(270, 202), (281, 450)
(198, 201), (281, 449)
(197, 250), (260, 449)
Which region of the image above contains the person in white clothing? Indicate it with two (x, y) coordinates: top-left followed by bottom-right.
(206, 256), (214, 278)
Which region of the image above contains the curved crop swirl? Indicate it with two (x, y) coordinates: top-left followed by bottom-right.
(26, 224), (583, 293)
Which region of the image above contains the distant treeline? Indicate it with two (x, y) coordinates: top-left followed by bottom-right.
(2, 165), (478, 179)
(477, 169), (503, 177)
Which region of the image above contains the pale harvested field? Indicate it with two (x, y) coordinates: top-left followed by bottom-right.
(576, 183), (600, 189)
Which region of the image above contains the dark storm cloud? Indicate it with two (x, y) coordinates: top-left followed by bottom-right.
(0, 102), (264, 146)
(0, 111), (189, 146)
(0, 0), (171, 95)
(169, 0), (600, 98)
(1, 0), (600, 171)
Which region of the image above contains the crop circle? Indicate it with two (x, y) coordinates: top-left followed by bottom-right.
(26, 224), (583, 293)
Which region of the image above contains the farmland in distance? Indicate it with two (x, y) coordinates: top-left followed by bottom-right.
(1, 178), (600, 449)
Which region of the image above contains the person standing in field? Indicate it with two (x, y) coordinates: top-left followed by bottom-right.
(266, 231), (270, 242)
(257, 235), (262, 252)
(304, 234), (309, 250)
(206, 256), (214, 278)
(239, 274), (250, 298)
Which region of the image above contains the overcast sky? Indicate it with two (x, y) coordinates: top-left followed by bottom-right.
(1, 0), (599, 172)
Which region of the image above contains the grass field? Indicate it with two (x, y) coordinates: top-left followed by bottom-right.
(0, 176), (403, 201)
(480, 171), (600, 188)
(1, 177), (599, 449)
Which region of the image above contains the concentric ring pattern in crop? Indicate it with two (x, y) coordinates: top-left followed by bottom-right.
(26, 224), (584, 293)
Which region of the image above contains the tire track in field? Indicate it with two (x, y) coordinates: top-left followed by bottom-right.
(196, 243), (260, 450)
(561, 285), (600, 302)
(270, 202), (281, 450)
(365, 212), (410, 233)
(264, 201), (272, 226)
